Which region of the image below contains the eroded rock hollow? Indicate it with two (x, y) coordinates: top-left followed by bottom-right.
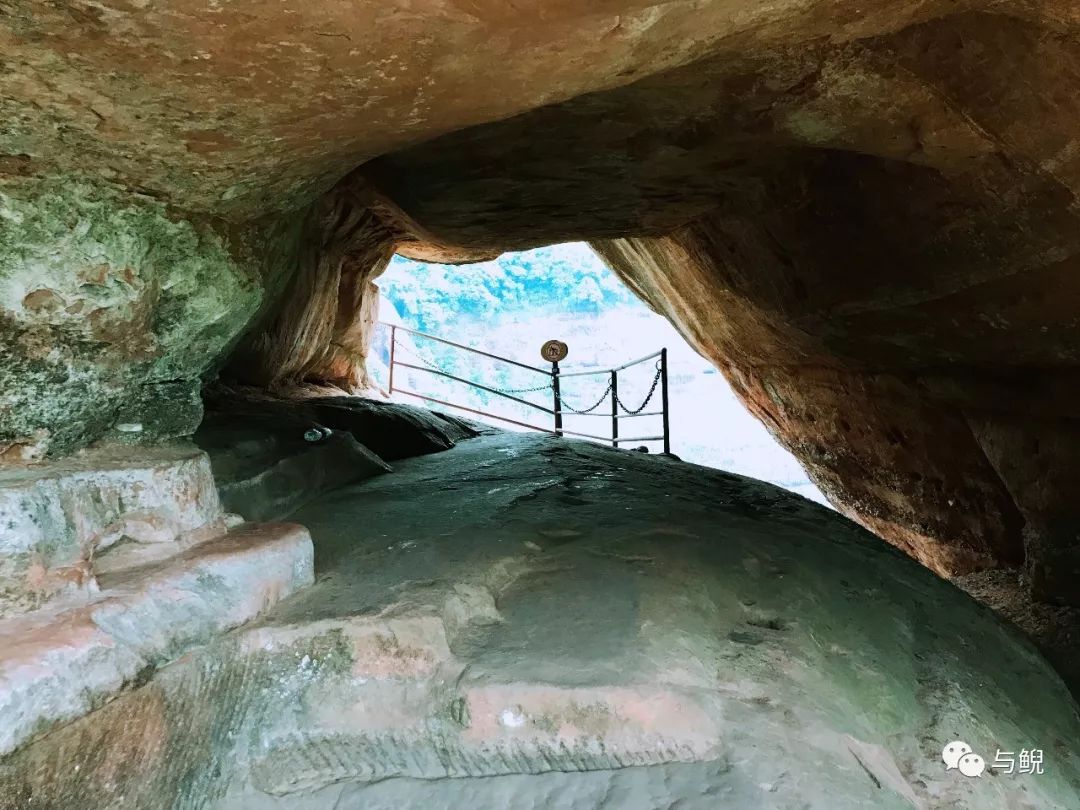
(6, 2), (1080, 606)
(4, 1), (1080, 805)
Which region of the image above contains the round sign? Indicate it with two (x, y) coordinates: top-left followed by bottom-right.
(540, 340), (569, 363)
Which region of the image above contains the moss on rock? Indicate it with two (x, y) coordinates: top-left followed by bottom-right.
(0, 175), (304, 455)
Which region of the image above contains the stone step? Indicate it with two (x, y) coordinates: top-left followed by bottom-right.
(0, 521), (313, 756)
(0, 443), (225, 617)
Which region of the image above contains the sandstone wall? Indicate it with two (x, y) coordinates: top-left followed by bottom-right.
(0, 177), (303, 458)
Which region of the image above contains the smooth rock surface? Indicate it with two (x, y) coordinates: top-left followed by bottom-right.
(299, 396), (482, 461)
(3, 434), (1078, 809)
(194, 411), (391, 522)
(202, 389), (482, 463)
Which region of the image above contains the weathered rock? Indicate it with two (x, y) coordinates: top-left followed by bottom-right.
(956, 567), (1080, 702)
(5, 0), (1080, 709)
(299, 397), (481, 461)
(0, 177), (303, 456)
(2, 434), (1079, 808)
(0, 0), (855, 217)
(194, 412), (391, 522)
(0, 443), (224, 616)
(226, 185), (396, 392)
(0, 438), (317, 759)
(204, 388), (481, 463)
(0, 521), (313, 757)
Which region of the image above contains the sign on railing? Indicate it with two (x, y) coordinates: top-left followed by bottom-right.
(381, 322), (670, 453)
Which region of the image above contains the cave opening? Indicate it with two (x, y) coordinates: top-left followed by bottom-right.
(370, 243), (827, 505)
(6, 4), (1080, 805)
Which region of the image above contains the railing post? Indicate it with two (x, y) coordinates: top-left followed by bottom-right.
(388, 324), (397, 394)
(610, 370), (619, 448)
(551, 361), (563, 437)
(660, 347), (670, 454)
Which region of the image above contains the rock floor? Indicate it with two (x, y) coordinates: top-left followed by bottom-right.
(4, 433), (1080, 809)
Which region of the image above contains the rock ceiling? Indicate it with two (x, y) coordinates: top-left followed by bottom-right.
(4, 1), (1080, 606)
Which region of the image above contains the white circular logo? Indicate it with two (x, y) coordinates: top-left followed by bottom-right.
(942, 741), (972, 770)
(958, 752), (986, 778)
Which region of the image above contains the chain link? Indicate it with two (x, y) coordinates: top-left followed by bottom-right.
(614, 362), (662, 415)
(392, 334), (661, 416)
(498, 381), (555, 394)
(555, 382), (612, 414)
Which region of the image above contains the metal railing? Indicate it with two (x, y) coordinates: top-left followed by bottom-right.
(381, 322), (671, 453)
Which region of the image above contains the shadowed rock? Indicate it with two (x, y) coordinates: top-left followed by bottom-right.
(5, 0), (1080, 773)
(2, 434), (1079, 808)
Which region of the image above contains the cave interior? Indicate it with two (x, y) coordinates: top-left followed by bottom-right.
(3, 2), (1080, 807)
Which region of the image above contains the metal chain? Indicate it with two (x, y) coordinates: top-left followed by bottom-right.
(496, 381), (555, 394)
(555, 381), (612, 414)
(393, 335), (660, 415)
(614, 362), (662, 415)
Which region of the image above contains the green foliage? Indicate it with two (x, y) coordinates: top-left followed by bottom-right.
(379, 243), (635, 334)
(376, 243), (824, 503)
(376, 242), (652, 424)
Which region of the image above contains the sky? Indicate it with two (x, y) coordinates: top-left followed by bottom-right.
(373, 244), (828, 506)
